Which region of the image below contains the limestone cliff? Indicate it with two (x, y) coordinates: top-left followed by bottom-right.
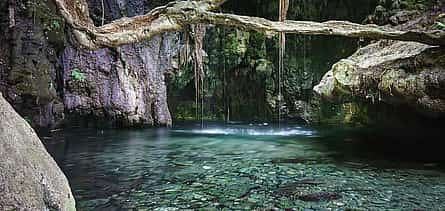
(61, 0), (176, 127)
(0, 0), (176, 128)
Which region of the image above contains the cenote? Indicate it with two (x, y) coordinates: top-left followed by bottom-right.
(44, 123), (445, 210)
(1, 0), (445, 210)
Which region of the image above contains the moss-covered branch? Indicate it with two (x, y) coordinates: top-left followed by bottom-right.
(54, 0), (445, 49)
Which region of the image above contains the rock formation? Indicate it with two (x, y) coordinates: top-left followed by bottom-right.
(0, 93), (76, 210)
(0, 0), (65, 129)
(0, 0), (177, 128)
(62, 34), (176, 127)
(314, 6), (445, 118)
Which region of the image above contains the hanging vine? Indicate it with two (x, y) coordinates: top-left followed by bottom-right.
(176, 24), (206, 123)
(193, 24), (206, 124)
(278, 0), (289, 125)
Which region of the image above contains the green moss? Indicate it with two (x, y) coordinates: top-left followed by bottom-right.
(402, 0), (437, 9)
(21, 0), (66, 50)
(223, 29), (251, 68)
(318, 102), (370, 126)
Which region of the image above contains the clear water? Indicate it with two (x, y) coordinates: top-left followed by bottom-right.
(45, 123), (445, 210)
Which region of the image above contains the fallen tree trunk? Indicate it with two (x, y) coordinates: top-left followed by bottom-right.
(54, 0), (445, 49)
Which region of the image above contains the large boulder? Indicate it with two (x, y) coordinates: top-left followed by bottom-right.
(0, 93), (76, 210)
(314, 40), (445, 118)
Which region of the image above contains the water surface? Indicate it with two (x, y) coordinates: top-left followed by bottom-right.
(45, 123), (445, 210)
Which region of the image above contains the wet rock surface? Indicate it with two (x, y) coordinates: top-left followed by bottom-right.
(0, 93), (75, 210)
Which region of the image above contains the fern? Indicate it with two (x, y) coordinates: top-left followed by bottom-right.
(71, 68), (86, 82)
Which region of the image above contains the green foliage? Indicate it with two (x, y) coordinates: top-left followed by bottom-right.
(402, 0), (437, 9)
(71, 68), (86, 82)
(436, 21), (445, 30)
(223, 30), (251, 67)
(50, 20), (61, 31)
(25, 0), (65, 33)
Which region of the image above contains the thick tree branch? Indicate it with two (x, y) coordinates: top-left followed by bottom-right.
(187, 11), (445, 46)
(54, 0), (445, 49)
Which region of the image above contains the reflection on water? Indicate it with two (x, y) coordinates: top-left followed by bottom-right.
(44, 123), (445, 210)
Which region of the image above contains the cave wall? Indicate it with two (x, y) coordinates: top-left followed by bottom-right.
(0, 0), (65, 129)
(168, 0), (378, 122)
(0, 0), (176, 128)
(62, 0), (177, 127)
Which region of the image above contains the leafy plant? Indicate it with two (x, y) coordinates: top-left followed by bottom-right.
(436, 21), (445, 30)
(71, 68), (86, 82)
(51, 20), (61, 30)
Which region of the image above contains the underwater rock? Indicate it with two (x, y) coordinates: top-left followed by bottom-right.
(271, 157), (312, 164)
(0, 93), (75, 210)
(275, 180), (323, 198)
(314, 40), (445, 118)
(298, 192), (342, 202)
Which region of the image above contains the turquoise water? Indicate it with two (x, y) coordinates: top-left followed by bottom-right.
(45, 123), (445, 210)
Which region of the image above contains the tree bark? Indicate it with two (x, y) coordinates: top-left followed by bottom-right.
(54, 0), (445, 49)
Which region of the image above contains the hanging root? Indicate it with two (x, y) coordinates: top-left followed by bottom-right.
(8, 0), (15, 28)
(192, 24), (206, 120)
(277, 0), (289, 123)
(101, 0), (105, 25)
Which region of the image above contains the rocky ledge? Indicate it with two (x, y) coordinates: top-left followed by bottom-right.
(314, 40), (445, 118)
(314, 7), (445, 119)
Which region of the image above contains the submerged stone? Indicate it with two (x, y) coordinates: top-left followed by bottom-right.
(298, 192), (342, 202)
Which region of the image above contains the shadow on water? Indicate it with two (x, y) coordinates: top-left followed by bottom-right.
(310, 125), (445, 170)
